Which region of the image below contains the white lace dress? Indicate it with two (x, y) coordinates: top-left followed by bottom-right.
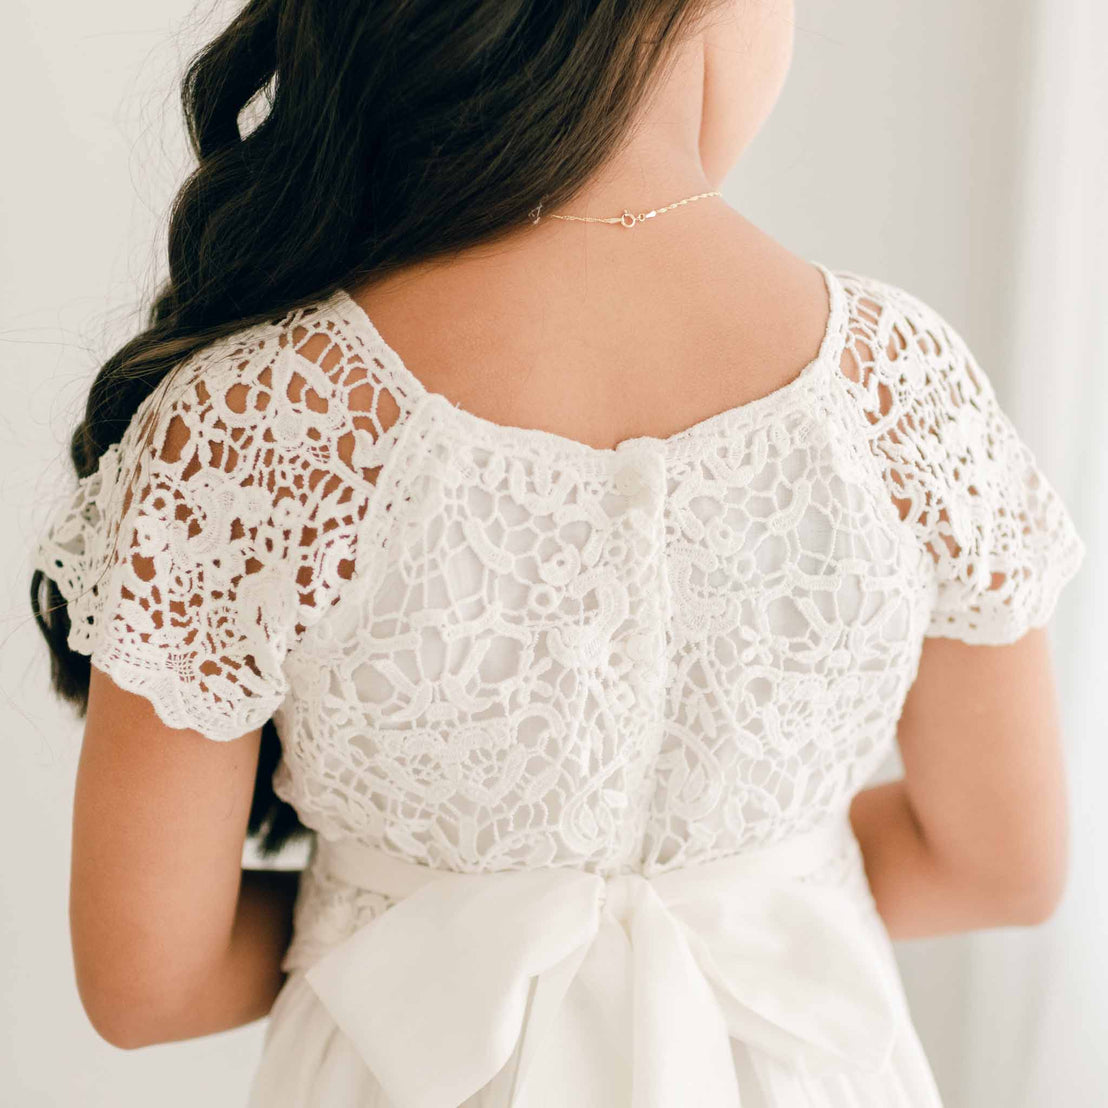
(35, 264), (1086, 1107)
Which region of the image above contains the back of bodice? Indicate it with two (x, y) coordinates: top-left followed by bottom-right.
(33, 265), (1086, 972)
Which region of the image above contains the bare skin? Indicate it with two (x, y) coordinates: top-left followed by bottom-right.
(73, 0), (1069, 1049)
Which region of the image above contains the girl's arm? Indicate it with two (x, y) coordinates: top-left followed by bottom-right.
(70, 664), (299, 1049)
(850, 626), (1069, 940)
(169, 866), (300, 1046)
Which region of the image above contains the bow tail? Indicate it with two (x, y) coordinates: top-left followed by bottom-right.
(509, 889), (744, 1108)
(508, 916), (636, 1108)
(628, 882), (745, 1108)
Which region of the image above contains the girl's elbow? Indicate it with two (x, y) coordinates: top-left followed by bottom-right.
(1005, 865), (1068, 926)
(74, 957), (198, 1050)
(85, 1007), (154, 1051)
(989, 847), (1069, 928)
(78, 986), (158, 1050)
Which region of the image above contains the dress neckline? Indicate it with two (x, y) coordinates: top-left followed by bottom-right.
(326, 260), (848, 460)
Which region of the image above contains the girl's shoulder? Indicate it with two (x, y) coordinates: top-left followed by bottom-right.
(823, 265), (1087, 645)
(32, 295), (415, 741)
(127, 297), (411, 487)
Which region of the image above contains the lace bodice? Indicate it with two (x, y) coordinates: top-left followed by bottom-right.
(35, 264), (1086, 971)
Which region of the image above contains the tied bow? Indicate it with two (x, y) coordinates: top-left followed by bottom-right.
(303, 825), (900, 1108)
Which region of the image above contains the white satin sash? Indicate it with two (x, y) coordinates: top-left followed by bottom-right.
(302, 818), (901, 1108)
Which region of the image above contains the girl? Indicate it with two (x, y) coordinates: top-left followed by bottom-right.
(32, 1), (1086, 1104)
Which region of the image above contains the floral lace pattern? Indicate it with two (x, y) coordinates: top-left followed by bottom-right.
(34, 265), (1086, 969)
(34, 308), (419, 740)
(834, 276), (1087, 643)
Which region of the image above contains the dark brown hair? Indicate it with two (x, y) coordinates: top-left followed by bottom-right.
(30, 0), (722, 855)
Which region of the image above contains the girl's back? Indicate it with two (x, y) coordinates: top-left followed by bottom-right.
(30, 1), (1086, 1104)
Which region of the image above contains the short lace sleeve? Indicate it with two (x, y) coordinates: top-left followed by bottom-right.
(839, 276), (1087, 645)
(34, 315), (395, 740)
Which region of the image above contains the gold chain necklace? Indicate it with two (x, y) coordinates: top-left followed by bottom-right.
(527, 189), (721, 229)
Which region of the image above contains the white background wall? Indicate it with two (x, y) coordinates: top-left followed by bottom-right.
(3, 2), (1094, 1105)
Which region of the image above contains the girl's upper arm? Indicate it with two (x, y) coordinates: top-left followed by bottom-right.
(73, 666), (263, 1038)
(896, 628), (1069, 920)
(34, 324), (386, 1032)
(841, 275), (1087, 910)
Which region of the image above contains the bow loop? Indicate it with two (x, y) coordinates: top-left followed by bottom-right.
(305, 867), (603, 1108)
(667, 876), (899, 1074)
